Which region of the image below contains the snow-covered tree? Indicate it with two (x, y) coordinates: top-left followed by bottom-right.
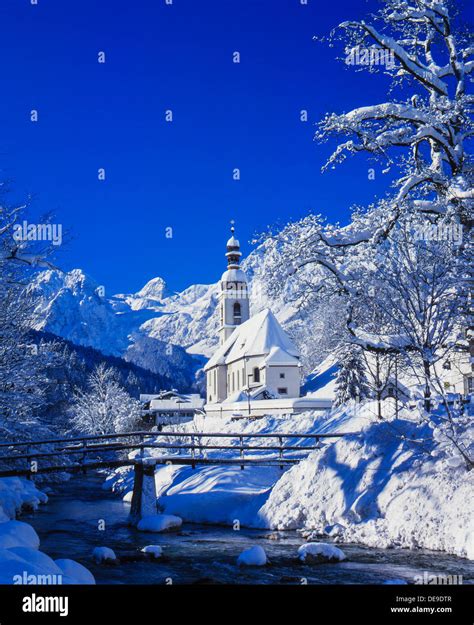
(69, 364), (142, 435)
(0, 183), (63, 440)
(0, 183), (57, 269)
(334, 345), (371, 407)
(319, 0), (473, 231)
(368, 224), (468, 410)
(263, 0), (472, 413)
(0, 257), (59, 439)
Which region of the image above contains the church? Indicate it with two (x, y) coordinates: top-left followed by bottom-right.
(204, 226), (332, 417)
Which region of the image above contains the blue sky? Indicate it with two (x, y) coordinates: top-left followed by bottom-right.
(0, 0), (468, 294)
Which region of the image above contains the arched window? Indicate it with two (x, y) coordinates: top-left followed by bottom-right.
(233, 302), (242, 324)
(253, 367), (260, 383)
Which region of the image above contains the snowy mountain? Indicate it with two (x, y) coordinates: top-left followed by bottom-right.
(29, 270), (204, 388)
(27, 241), (332, 389)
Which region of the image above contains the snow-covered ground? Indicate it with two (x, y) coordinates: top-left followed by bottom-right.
(106, 401), (473, 560)
(0, 477), (95, 584)
(260, 402), (473, 560)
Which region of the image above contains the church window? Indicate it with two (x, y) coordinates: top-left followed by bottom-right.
(277, 387), (288, 395)
(233, 302), (242, 324)
(253, 367), (260, 383)
(232, 371), (235, 391)
(280, 372), (285, 379)
(237, 370), (240, 388)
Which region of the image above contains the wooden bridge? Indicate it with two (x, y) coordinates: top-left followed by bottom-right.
(0, 429), (346, 525)
(0, 429), (346, 477)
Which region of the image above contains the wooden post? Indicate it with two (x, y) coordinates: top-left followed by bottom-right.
(81, 440), (87, 474)
(278, 436), (283, 470)
(191, 435), (195, 469)
(240, 436), (244, 470)
(128, 459), (158, 526)
(26, 445), (31, 480)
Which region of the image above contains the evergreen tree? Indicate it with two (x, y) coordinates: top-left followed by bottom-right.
(334, 347), (370, 407)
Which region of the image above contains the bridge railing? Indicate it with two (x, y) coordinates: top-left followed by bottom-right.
(0, 430), (347, 477)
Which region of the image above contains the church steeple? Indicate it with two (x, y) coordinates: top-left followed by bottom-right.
(218, 221), (249, 345)
(226, 221), (242, 269)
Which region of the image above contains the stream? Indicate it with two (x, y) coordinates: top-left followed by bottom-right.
(23, 474), (474, 585)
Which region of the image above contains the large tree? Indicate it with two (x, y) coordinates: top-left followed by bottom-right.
(265, 0), (472, 408)
(0, 185), (60, 439)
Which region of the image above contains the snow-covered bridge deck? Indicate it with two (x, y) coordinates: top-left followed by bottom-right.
(0, 429), (347, 477)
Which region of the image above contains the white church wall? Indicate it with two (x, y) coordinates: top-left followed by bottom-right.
(225, 356), (266, 394)
(207, 365), (228, 403)
(265, 365), (300, 398)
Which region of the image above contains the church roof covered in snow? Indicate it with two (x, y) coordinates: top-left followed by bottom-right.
(205, 308), (300, 370)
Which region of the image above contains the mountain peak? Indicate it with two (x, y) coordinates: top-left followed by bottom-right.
(136, 276), (168, 301)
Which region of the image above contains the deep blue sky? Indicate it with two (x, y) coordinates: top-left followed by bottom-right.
(0, 0), (467, 294)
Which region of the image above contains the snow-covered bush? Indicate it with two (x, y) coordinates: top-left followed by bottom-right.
(68, 363), (141, 435)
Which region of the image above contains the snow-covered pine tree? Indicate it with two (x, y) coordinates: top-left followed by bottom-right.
(334, 346), (370, 407)
(69, 363), (142, 436)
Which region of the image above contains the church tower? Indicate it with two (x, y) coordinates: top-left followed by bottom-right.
(218, 223), (250, 345)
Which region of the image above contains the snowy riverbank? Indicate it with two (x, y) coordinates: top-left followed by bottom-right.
(106, 401), (473, 560)
(0, 477), (95, 584)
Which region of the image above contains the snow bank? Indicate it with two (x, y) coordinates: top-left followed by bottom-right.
(297, 542), (346, 563)
(0, 521), (40, 550)
(237, 545), (267, 566)
(92, 546), (117, 563)
(137, 514), (182, 532)
(0, 477), (95, 584)
(55, 559), (96, 584)
(259, 403), (474, 560)
(0, 477), (48, 521)
(141, 545), (163, 558)
(0, 546), (62, 584)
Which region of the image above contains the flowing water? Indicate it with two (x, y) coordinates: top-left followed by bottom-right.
(23, 474), (474, 585)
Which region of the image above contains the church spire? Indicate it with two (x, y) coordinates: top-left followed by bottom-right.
(218, 220), (249, 345)
(226, 220), (242, 269)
